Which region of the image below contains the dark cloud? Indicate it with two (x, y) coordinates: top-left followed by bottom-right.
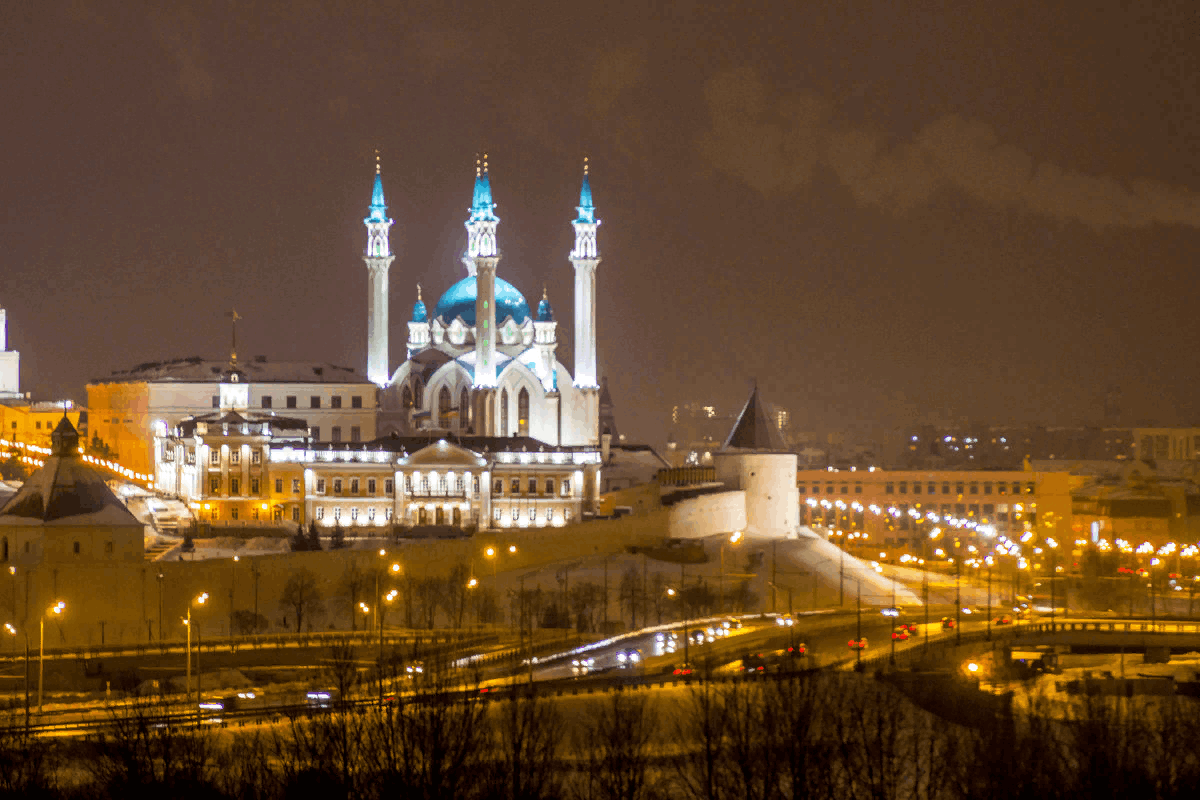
(699, 68), (1200, 229)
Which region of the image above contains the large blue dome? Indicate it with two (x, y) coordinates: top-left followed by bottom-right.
(434, 276), (531, 326)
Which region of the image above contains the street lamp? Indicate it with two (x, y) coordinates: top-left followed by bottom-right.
(4, 622), (27, 728)
(186, 592), (208, 704)
(38, 601), (65, 712)
(229, 555), (239, 637)
(720, 531), (743, 613)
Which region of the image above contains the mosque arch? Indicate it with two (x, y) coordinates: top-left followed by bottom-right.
(459, 388), (471, 431)
(438, 386), (453, 428)
(517, 388), (530, 436)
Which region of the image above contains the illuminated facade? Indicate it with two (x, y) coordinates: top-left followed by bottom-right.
(88, 358), (378, 476)
(154, 374), (601, 529)
(797, 467), (1073, 554)
(377, 160), (601, 447)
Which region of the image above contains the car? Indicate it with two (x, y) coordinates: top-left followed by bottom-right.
(668, 662), (695, 677)
(891, 628), (909, 641)
(690, 630), (711, 646)
(615, 649), (642, 668)
(653, 632), (678, 655)
(571, 657), (597, 676)
(848, 637), (868, 650)
(941, 617), (956, 630)
(775, 615), (795, 627)
(897, 622), (918, 634)
(995, 615), (1013, 625)
(740, 653), (768, 673)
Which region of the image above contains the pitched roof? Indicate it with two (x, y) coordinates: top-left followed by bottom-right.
(721, 386), (789, 452)
(94, 357), (372, 385)
(0, 419), (142, 527)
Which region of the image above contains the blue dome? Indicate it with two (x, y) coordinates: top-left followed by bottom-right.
(412, 298), (428, 323)
(434, 276), (530, 326)
(537, 294), (554, 322)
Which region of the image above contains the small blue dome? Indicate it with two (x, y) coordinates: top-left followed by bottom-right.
(412, 298), (428, 323)
(537, 293), (554, 322)
(434, 276), (530, 326)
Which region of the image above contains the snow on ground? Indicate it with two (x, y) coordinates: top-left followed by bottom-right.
(785, 529), (921, 606)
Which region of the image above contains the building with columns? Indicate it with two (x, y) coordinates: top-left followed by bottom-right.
(372, 158), (601, 447)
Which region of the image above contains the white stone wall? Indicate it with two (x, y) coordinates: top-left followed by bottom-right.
(666, 490), (748, 539)
(713, 452), (800, 538)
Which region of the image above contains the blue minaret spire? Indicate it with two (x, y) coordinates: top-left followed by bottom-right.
(469, 155), (498, 223)
(575, 160), (596, 225)
(571, 156), (601, 432)
(367, 154), (389, 223)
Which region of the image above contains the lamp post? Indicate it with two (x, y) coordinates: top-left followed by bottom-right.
(720, 531), (743, 614)
(156, 572), (164, 642)
(186, 592), (209, 704)
(229, 556), (239, 637)
(855, 578), (862, 668)
(4, 623), (26, 730)
(986, 560), (992, 641)
(38, 601), (65, 712)
(1047, 539), (1058, 628)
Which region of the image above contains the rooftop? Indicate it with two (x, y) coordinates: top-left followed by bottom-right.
(94, 357), (372, 385)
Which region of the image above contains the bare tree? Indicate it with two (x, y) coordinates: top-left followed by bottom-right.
(487, 688), (565, 800)
(573, 691), (655, 800)
(618, 566), (642, 630)
(338, 561), (370, 633)
(280, 568), (325, 633)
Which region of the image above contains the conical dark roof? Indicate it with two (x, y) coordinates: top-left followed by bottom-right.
(598, 376), (618, 438)
(721, 386), (789, 452)
(0, 419), (142, 526)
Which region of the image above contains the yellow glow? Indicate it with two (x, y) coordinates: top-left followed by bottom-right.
(508, 544), (517, 554)
(967, 662), (979, 673)
(196, 593), (209, 605)
(391, 563), (400, 573)
(467, 578), (478, 588)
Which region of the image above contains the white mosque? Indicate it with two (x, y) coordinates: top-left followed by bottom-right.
(366, 157), (601, 447)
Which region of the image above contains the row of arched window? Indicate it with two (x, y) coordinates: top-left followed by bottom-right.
(401, 381), (530, 436)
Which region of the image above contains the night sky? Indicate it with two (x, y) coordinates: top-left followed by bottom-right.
(4, 2), (1200, 446)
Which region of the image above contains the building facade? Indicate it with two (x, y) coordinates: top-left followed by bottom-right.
(88, 358), (378, 476)
(797, 466), (1073, 555)
(154, 388), (602, 530)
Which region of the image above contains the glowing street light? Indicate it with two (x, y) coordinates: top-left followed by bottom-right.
(185, 593), (208, 704)
(38, 601), (66, 712)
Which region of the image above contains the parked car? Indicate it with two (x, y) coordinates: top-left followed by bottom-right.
(848, 637), (868, 650)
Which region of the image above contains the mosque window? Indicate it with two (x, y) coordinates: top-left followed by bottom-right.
(517, 389), (530, 436)
(438, 387), (453, 428)
(460, 388), (470, 430)
(401, 386), (413, 409)
(500, 389), (509, 436)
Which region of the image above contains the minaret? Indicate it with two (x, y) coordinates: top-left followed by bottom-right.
(467, 156), (500, 393)
(571, 159), (601, 444)
(533, 286), (558, 388)
(0, 305), (19, 398)
(364, 153), (395, 387)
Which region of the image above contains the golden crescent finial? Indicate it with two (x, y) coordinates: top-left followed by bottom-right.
(483, 152), (489, 174)
(475, 154), (481, 177)
(584, 155), (589, 176)
(416, 284), (423, 303)
(375, 149), (381, 174)
(542, 284), (548, 303)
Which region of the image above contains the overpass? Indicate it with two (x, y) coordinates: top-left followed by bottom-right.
(1009, 618), (1200, 654)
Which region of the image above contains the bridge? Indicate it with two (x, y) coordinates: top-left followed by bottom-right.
(1009, 618), (1200, 654)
